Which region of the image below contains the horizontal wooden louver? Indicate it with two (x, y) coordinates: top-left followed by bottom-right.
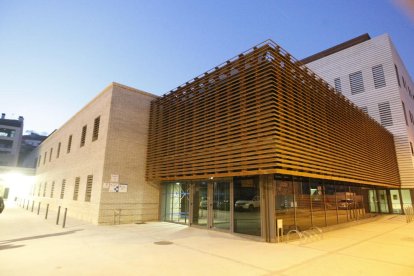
(349, 71), (365, 94)
(378, 102), (393, 126)
(372, 65), (386, 89)
(146, 40), (400, 187)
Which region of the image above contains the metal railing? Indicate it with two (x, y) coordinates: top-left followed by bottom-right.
(404, 205), (414, 223)
(286, 226), (323, 243)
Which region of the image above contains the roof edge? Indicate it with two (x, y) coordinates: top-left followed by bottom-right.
(300, 33), (371, 64)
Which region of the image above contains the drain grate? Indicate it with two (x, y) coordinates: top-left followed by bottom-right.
(154, 241), (173, 245)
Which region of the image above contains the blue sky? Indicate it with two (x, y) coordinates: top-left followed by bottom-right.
(1, 0), (413, 134)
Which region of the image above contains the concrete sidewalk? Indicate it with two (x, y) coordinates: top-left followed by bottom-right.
(1, 202), (414, 276)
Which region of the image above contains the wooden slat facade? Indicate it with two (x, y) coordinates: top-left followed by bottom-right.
(146, 40), (400, 187)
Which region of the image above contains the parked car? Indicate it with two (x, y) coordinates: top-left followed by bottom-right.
(338, 199), (356, 209)
(235, 195), (260, 211)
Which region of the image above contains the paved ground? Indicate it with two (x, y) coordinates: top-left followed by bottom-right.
(1, 201), (414, 276)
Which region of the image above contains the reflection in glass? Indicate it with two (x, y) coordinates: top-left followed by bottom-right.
(324, 182), (338, 226)
(378, 190), (389, 213)
(335, 184), (349, 223)
(295, 178), (311, 231)
(275, 175), (295, 234)
(390, 190), (402, 214)
(401, 190), (412, 210)
(213, 181), (230, 230)
(234, 176), (261, 236)
(368, 190), (379, 212)
(310, 179), (326, 227)
(161, 182), (190, 224)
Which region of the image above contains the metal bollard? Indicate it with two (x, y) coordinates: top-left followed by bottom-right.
(56, 206), (61, 225)
(31, 201), (34, 212)
(37, 202), (41, 215)
(26, 200), (29, 210)
(62, 208), (67, 228)
(45, 204), (49, 219)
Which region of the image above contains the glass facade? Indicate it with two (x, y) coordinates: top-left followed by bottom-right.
(161, 182), (190, 224)
(160, 174), (412, 242)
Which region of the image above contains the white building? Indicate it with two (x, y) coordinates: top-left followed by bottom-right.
(304, 33), (414, 188)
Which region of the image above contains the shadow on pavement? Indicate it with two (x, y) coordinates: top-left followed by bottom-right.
(0, 244), (25, 251)
(0, 229), (83, 244)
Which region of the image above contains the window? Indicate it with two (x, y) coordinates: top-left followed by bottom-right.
(378, 102), (393, 127)
(57, 142), (61, 158)
(38, 183), (42, 196)
(73, 177), (80, 200)
(67, 135), (72, 153)
(410, 142), (414, 156)
(43, 182), (47, 197)
(410, 111), (414, 124)
(403, 76), (406, 88)
(37, 157), (41, 167)
(361, 106), (368, 114)
(43, 152), (47, 165)
(334, 78), (342, 93)
(349, 71), (364, 94)
(80, 125), (87, 147)
(395, 65), (401, 87)
(92, 116), (100, 141)
(372, 65), (386, 89)
(85, 175), (93, 202)
(50, 181), (55, 198)
(49, 148), (53, 162)
(60, 179), (66, 199)
(402, 101), (409, 126)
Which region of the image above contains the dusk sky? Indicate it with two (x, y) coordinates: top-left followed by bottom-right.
(1, 0), (413, 135)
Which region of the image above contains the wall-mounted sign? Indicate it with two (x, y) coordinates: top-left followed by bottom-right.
(109, 183), (128, 193)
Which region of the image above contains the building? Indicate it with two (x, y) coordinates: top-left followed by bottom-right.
(19, 132), (47, 168)
(148, 39), (403, 242)
(303, 33), (414, 194)
(24, 37), (412, 243)
(33, 83), (158, 224)
(0, 113), (24, 167)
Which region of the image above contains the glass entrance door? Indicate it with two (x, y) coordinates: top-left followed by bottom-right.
(212, 181), (231, 230)
(192, 181), (209, 227)
(378, 190), (389, 213)
(191, 180), (232, 230)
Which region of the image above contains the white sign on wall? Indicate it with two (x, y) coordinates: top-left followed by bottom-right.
(109, 183), (128, 193)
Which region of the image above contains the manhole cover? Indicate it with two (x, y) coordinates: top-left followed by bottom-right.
(154, 241), (173, 245)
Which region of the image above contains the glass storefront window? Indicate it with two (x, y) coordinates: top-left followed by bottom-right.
(294, 178), (311, 231)
(213, 181), (231, 230)
(161, 182), (190, 224)
(378, 190), (389, 213)
(324, 182), (338, 226)
(390, 190), (402, 214)
(401, 190), (413, 209)
(310, 179), (326, 227)
(193, 181), (208, 227)
(234, 176), (261, 236)
(275, 175), (295, 234)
